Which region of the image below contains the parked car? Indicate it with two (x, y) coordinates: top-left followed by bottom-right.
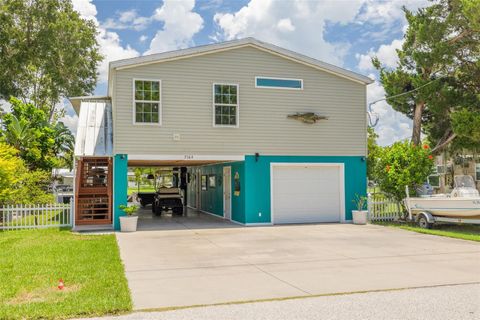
(152, 187), (184, 215)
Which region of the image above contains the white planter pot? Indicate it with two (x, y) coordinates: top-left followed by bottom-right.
(120, 216), (138, 232)
(352, 210), (368, 225)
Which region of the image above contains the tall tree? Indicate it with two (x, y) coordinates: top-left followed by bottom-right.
(374, 0), (480, 151)
(367, 126), (379, 181)
(0, 0), (102, 120)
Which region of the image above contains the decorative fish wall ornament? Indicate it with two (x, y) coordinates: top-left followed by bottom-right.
(287, 112), (328, 124)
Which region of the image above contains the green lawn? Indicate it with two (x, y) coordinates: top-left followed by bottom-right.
(377, 222), (480, 242)
(0, 229), (132, 319)
(127, 186), (155, 195)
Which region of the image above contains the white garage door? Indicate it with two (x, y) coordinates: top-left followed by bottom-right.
(271, 164), (343, 224)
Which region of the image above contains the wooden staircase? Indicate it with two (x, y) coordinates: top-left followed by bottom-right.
(75, 157), (112, 225)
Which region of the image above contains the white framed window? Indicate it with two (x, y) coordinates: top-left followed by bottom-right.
(133, 79), (161, 125)
(213, 83), (239, 127)
(428, 175), (440, 188)
(255, 76), (303, 90)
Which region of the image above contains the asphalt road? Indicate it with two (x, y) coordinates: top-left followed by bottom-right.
(83, 283), (480, 320)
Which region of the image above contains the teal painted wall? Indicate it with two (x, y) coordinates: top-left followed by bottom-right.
(199, 165), (224, 216)
(113, 154), (128, 230)
(187, 162), (245, 223)
(230, 162), (245, 224)
(244, 155), (367, 224)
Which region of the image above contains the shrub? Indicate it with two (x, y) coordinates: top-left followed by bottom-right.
(0, 142), (54, 205)
(374, 140), (434, 201)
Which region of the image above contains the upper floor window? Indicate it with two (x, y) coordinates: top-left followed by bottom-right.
(134, 79), (161, 124)
(255, 76), (303, 90)
(476, 163), (480, 181)
(213, 83), (238, 127)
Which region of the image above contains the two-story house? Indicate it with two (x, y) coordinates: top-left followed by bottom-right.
(70, 38), (373, 230)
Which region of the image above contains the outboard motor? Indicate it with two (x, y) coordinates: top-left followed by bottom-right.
(416, 182), (433, 197)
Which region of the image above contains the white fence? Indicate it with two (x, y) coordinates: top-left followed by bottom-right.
(368, 192), (404, 222)
(0, 202), (73, 230)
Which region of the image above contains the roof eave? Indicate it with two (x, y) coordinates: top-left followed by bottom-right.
(68, 95), (110, 115)
(107, 37), (374, 85)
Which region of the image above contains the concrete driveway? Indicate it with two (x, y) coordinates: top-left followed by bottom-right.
(116, 216), (480, 310)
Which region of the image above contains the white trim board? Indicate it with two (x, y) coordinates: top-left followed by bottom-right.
(223, 166), (233, 221)
(270, 162), (346, 224)
(127, 154), (245, 161)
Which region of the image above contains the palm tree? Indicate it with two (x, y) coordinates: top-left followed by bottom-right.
(52, 121), (75, 169)
(2, 114), (31, 151)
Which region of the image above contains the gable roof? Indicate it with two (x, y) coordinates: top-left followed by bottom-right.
(108, 38), (373, 88)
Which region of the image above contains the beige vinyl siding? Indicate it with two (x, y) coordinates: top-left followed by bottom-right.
(112, 46), (367, 156)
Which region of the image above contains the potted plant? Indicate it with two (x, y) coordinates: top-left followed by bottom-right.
(352, 194), (368, 225)
(119, 204), (139, 232)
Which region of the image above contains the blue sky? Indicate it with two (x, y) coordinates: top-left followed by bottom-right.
(68, 0), (430, 145)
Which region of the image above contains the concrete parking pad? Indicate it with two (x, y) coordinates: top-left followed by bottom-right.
(116, 216), (480, 310)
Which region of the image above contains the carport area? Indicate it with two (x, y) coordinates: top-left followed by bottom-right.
(125, 156), (240, 229)
(116, 223), (480, 310)
(135, 206), (239, 231)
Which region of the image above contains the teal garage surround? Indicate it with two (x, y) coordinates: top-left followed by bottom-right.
(113, 154), (128, 230)
(243, 155), (367, 224)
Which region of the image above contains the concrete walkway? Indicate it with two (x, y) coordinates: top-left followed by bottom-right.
(116, 216), (480, 310)
(80, 283), (480, 320)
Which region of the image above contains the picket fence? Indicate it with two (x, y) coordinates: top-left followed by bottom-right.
(367, 192), (404, 222)
(0, 202), (73, 230)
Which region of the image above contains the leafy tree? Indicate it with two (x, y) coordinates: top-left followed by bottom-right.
(0, 142), (53, 205)
(374, 141), (434, 201)
(15, 170), (54, 204)
(0, 142), (23, 204)
(374, 0), (480, 152)
(0, 98), (74, 171)
(0, 0), (101, 120)
(133, 168), (146, 193)
(367, 126), (379, 181)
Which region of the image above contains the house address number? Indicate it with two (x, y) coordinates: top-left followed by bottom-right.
(184, 155), (194, 160)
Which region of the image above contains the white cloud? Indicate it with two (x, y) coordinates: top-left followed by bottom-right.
(60, 113), (79, 135)
(102, 9), (151, 31)
(213, 0), (366, 67)
(139, 35), (148, 43)
(71, 0), (97, 20)
(277, 18), (295, 32)
(145, 0), (204, 55)
(0, 99), (11, 113)
(357, 0), (429, 25)
(367, 75), (411, 146)
(357, 38), (403, 71)
(72, 0), (139, 83)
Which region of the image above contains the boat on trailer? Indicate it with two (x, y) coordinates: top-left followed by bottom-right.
(404, 175), (480, 228)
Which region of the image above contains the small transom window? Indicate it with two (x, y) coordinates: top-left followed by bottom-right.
(255, 77), (303, 90)
(134, 80), (161, 124)
(213, 84), (238, 127)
